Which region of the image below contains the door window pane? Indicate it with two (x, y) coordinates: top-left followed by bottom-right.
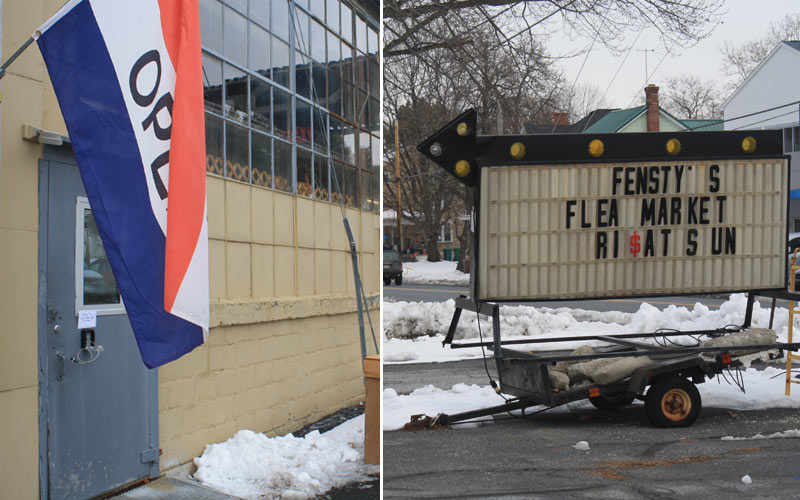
(327, 31), (341, 74)
(367, 26), (378, 56)
(251, 131), (272, 188)
(223, 6), (247, 67)
(342, 81), (355, 122)
(358, 131), (370, 171)
(226, 123), (250, 182)
(82, 208), (121, 306)
(274, 139), (293, 193)
(224, 64), (248, 124)
(205, 113), (224, 175)
(368, 57), (378, 98)
(369, 97), (379, 134)
(297, 147), (313, 198)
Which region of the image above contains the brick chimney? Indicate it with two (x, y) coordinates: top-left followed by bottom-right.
(552, 112), (568, 126)
(644, 84), (659, 132)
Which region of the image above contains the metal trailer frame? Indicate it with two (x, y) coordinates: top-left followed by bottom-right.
(424, 290), (800, 427)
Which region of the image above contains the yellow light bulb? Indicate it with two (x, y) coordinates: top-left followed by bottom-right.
(510, 142), (526, 160)
(666, 138), (681, 156)
(454, 160), (470, 177)
(456, 122), (469, 136)
(742, 136), (757, 153)
(588, 139), (604, 158)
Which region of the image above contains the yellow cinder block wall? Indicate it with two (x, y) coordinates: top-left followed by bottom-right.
(158, 175), (380, 469)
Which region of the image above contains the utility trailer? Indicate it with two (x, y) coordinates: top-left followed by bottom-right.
(410, 109), (800, 428)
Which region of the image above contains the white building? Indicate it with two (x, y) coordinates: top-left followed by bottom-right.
(722, 41), (800, 229)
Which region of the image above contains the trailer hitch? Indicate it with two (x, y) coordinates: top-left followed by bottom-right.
(404, 413), (448, 431)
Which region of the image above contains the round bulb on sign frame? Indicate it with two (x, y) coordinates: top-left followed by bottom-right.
(456, 122), (469, 136)
(666, 138), (681, 156)
(510, 142), (526, 160)
(454, 160), (470, 177)
(588, 139), (604, 158)
(742, 136), (757, 153)
(429, 142), (443, 157)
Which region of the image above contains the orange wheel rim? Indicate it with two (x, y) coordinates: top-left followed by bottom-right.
(661, 388), (691, 421)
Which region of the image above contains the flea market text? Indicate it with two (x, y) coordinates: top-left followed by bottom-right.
(565, 164), (735, 260)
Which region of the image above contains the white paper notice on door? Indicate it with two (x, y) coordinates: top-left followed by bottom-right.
(78, 309), (97, 329)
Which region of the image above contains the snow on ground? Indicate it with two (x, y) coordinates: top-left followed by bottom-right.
(383, 367), (800, 431)
(722, 429), (800, 440)
(383, 294), (794, 364)
(193, 415), (378, 500)
(401, 257), (470, 285)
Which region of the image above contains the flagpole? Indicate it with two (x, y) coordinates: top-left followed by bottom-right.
(0, 36), (35, 79)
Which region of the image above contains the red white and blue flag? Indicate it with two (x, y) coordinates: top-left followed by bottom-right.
(36, 0), (209, 368)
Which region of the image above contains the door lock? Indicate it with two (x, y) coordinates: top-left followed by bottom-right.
(53, 324), (61, 334)
(72, 328), (103, 364)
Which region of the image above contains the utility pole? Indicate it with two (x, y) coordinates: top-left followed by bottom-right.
(395, 122), (403, 252)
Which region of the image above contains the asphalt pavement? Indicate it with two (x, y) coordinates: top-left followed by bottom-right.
(383, 283), (769, 312)
(384, 359), (800, 499)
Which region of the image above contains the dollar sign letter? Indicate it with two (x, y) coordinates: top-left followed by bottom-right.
(630, 231), (641, 257)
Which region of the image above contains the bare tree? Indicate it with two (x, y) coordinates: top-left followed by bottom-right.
(385, 0), (725, 60)
(557, 82), (610, 123)
(720, 13), (800, 85)
(661, 74), (723, 120)
(385, 17), (565, 262)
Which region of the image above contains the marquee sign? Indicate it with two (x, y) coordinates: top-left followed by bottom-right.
(418, 109), (790, 301)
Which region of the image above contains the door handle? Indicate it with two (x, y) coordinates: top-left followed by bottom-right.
(55, 352), (65, 381)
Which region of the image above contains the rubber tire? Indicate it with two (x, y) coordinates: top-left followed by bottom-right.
(395, 275), (402, 286)
(589, 392), (635, 410)
(645, 376), (701, 428)
(384, 278), (391, 286)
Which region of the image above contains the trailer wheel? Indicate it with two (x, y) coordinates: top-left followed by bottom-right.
(395, 275), (403, 286)
(589, 392), (635, 410)
(645, 377), (701, 428)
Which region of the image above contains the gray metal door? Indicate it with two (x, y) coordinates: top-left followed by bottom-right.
(39, 152), (158, 500)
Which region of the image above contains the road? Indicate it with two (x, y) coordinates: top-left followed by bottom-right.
(384, 283), (793, 313)
(383, 359), (800, 499)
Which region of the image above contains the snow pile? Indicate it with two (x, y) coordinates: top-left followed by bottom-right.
(402, 259), (470, 285)
(384, 367), (800, 431)
(383, 384), (502, 430)
(572, 441), (590, 451)
(721, 429), (800, 441)
(383, 294), (795, 364)
(741, 475), (753, 485)
(193, 416), (378, 499)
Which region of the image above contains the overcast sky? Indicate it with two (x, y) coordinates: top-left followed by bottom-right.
(551, 0), (799, 111)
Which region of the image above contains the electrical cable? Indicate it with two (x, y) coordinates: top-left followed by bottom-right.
(476, 310), (509, 402)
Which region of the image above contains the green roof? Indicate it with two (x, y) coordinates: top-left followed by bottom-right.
(583, 105), (646, 133)
(680, 119), (724, 131)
